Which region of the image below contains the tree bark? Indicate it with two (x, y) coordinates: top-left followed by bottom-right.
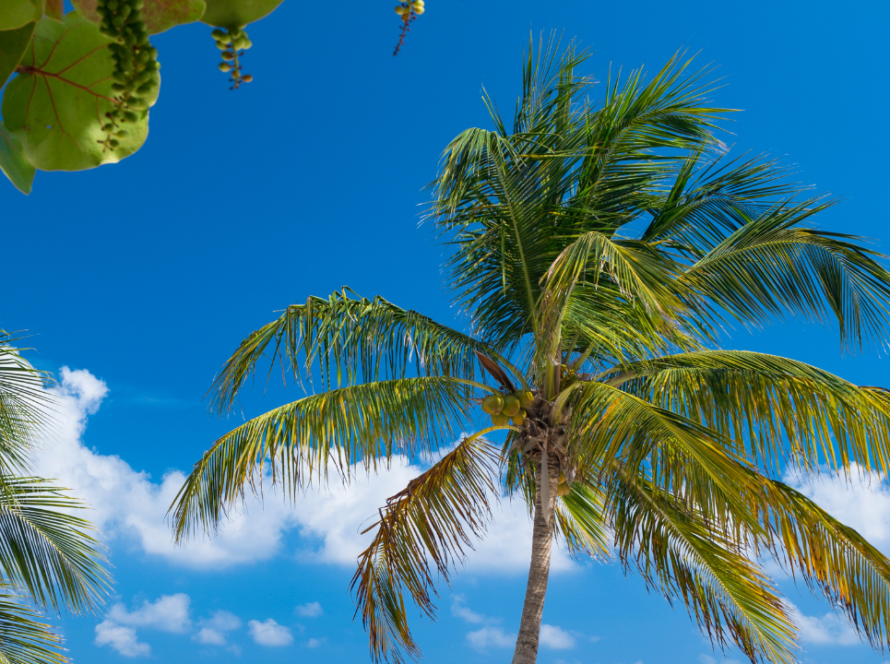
(511, 452), (559, 664)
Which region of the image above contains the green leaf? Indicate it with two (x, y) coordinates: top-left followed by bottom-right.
(2, 11), (159, 172)
(43, 0), (62, 22)
(0, 1), (41, 32)
(200, 0), (285, 28)
(0, 20), (36, 89)
(0, 123), (35, 195)
(72, 0), (207, 35)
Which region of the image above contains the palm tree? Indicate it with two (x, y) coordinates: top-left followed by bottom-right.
(0, 333), (111, 664)
(171, 39), (890, 664)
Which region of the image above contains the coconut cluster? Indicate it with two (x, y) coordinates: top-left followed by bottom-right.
(481, 390), (533, 427)
(394, 0), (425, 20)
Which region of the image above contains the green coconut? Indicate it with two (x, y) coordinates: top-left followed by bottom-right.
(511, 409), (527, 426)
(502, 395), (521, 417)
(481, 393), (504, 415)
(491, 414), (511, 426)
(516, 390), (534, 407)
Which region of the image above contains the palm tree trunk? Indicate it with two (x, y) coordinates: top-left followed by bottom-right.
(511, 452), (558, 664)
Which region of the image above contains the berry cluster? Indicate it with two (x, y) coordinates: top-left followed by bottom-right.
(96, 0), (159, 150)
(392, 0), (425, 55)
(212, 28), (254, 89)
(394, 0), (424, 20)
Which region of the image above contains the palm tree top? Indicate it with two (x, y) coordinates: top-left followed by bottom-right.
(172, 38), (890, 664)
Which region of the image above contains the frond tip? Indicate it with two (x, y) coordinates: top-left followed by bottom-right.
(351, 430), (501, 663)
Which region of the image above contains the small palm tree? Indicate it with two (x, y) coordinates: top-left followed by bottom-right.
(0, 333), (111, 664)
(172, 40), (890, 664)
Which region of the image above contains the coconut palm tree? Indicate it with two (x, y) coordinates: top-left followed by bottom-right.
(171, 39), (890, 664)
(0, 333), (111, 664)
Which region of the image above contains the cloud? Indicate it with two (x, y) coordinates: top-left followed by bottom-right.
(194, 610), (242, 646)
(539, 624), (576, 649)
(107, 593), (192, 633)
(248, 619), (293, 647)
(34, 368), (576, 573)
(452, 595), (488, 624)
(295, 601), (323, 617)
(467, 626), (515, 650)
(307, 637), (325, 648)
(787, 603), (860, 646)
(95, 620), (151, 657)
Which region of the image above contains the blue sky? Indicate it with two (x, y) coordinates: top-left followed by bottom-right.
(3, 0), (890, 662)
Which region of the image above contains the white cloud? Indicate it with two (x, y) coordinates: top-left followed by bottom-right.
(194, 610), (242, 646)
(539, 624), (575, 649)
(248, 619), (293, 647)
(95, 619), (151, 657)
(787, 603), (860, 646)
(34, 368), (576, 573)
(107, 594), (192, 633)
(195, 627), (227, 645)
(452, 595), (488, 624)
(295, 601), (323, 617)
(307, 637), (325, 648)
(466, 626), (515, 650)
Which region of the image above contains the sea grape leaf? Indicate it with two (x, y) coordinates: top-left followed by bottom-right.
(72, 0), (206, 35)
(200, 0), (285, 28)
(0, 21), (36, 89)
(44, 0), (63, 22)
(2, 11), (160, 172)
(0, 1), (41, 31)
(0, 122), (36, 194)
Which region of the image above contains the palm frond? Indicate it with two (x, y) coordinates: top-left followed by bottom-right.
(554, 481), (611, 560)
(0, 476), (110, 614)
(0, 585), (65, 664)
(172, 377), (473, 542)
(612, 472), (797, 664)
(0, 337), (53, 472)
(607, 350), (890, 476)
(351, 430), (501, 663)
(209, 290), (503, 414)
(681, 200), (890, 348)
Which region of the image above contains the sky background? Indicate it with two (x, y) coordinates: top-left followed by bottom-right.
(2, 0), (890, 662)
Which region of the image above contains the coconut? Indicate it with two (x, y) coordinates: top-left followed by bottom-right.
(511, 409), (527, 426)
(502, 395), (521, 417)
(491, 414), (511, 426)
(557, 483), (571, 496)
(481, 394), (505, 415)
(516, 390), (534, 407)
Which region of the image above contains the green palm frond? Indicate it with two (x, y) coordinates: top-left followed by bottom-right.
(172, 377), (473, 541)
(756, 477), (890, 648)
(612, 472), (797, 664)
(351, 430), (502, 664)
(0, 476), (110, 615)
(0, 585), (65, 664)
(607, 350), (890, 475)
(681, 200), (890, 347)
(209, 289), (507, 413)
(0, 337), (52, 473)
(554, 481), (611, 560)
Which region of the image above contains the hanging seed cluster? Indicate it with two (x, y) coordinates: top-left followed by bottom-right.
(95, 0), (159, 150)
(481, 390), (533, 427)
(212, 28), (253, 89)
(394, 0), (425, 20)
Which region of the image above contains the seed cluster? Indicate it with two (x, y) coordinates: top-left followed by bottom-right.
(212, 28), (254, 89)
(95, 0), (159, 150)
(394, 0), (424, 20)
